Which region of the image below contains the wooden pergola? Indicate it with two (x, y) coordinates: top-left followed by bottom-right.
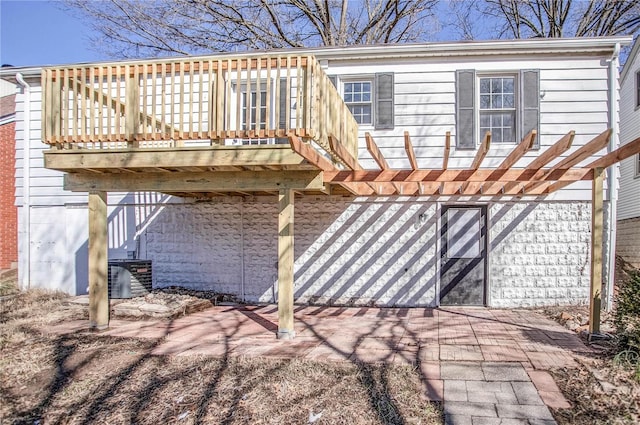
(39, 54), (640, 339)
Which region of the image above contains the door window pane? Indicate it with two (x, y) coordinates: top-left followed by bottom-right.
(447, 209), (481, 259)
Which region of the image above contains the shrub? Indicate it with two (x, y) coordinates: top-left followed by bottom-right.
(614, 269), (640, 354)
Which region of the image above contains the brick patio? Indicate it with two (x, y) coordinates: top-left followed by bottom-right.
(48, 305), (592, 424)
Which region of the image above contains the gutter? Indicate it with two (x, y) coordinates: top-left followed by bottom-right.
(605, 43), (621, 311)
(15, 73), (30, 290)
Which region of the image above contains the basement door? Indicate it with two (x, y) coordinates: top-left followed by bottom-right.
(439, 206), (487, 306)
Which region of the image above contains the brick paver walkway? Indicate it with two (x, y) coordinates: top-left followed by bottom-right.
(48, 305), (593, 424)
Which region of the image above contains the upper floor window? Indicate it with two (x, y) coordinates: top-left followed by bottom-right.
(343, 81), (373, 125)
(455, 69), (539, 150)
(479, 76), (516, 143)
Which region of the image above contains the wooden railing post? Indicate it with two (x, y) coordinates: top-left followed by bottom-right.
(125, 65), (140, 147)
(589, 167), (604, 334)
(277, 188), (296, 340)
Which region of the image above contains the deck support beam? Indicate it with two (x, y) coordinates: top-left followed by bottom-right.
(277, 188), (296, 340)
(88, 191), (109, 330)
(589, 168), (603, 335)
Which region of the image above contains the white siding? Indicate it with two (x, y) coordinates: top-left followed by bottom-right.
(618, 42), (640, 221)
(327, 56), (612, 200)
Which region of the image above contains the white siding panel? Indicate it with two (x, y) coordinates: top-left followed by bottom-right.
(618, 42), (640, 220)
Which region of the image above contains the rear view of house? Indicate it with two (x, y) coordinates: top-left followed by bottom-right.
(2, 36), (638, 337)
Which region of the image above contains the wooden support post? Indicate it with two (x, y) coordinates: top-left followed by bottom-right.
(88, 191), (108, 330)
(589, 168), (603, 335)
(277, 189), (295, 340)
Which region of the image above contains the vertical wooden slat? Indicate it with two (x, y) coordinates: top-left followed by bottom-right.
(169, 62), (176, 142)
(62, 68), (69, 144)
(589, 167), (604, 334)
(304, 57), (312, 133)
(198, 60), (204, 139)
(141, 64), (148, 141)
(71, 68), (79, 144)
(296, 56), (302, 134)
(216, 59), (225, 139)
(88, 191), (108, 330)
(266, 57), (272, 135)
(256, 57), (262, 138)
(160, 63), (167, 141)
(274, 57), (281, 136)
(114, 66), (121, 142)
(207, 59), (214, 140)
(80, 68), (87, 143)
(43, 70), (52, 143)
(225, 59), (232, 140)
(152, 63), (158, 141)
(245, 58), (252, 136)
(104, 66), (112, 143)
(88, 67), (96, 142)
(277, 188), (296, 340)
(236, 58), (242, 136)
(177, 61), (185, 145)
(285, 56), (291, 135)
(52, 71), (61, 145)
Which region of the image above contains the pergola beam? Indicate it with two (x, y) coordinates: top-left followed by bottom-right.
(526, 131), (575, 172)
(471, 131), (491, 170)
(323, 168), (593, 183)
(365, 132), (390, 170)
(499, 130), (537, 170)
(404, 131), (419, 170)
(289, 135), (336, 171)
(443, 131), (451, 170)
(586, 135), (640, 169)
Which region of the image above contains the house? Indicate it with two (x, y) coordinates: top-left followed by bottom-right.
(617, 37), (640, 269)
(0, 78), (18, 271)
(1, 36), (638, 338)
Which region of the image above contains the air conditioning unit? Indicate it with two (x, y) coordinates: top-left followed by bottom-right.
(108, 260), (152, 299)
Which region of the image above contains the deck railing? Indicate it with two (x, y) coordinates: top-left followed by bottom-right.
(41, 54), (358, 160)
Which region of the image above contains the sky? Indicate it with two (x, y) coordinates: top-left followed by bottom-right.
(0, 0), (104, 67)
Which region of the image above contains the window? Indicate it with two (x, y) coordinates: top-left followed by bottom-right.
(636, 154), (640, 178)
(455, 69), (539, 150)
(241, 90), (267, 145)
(479, 76), (516, 143)
(636, 70), (640, 108)
(343, 81), (372, 125)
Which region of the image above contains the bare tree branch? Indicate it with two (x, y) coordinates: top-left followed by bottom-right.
(63, 0), (438, 58)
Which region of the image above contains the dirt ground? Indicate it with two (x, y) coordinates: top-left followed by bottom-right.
(2, 260), (640, 424)
(0, 291), (442, 425)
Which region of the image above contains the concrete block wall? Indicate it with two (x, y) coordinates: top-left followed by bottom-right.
(489, 202), (593, 307)
(616, 217), (640, 268)
(141, 197), (595, 308)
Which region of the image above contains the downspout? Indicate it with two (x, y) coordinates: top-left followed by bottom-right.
(15, 73), (31, 290)
(605, 43), (620, 311)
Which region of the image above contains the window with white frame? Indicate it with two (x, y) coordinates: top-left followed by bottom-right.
(343, 81), (373, 125)
(479, 76), (516, 144)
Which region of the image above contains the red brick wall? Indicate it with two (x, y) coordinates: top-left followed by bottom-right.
(0, 120), (17, 269)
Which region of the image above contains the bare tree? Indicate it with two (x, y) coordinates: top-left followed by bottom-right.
(484, 0), (640, 39)
(63, 0), (438, 58)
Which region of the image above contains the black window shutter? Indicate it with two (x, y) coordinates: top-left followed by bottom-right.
(375, 73), (394, 129)
(456, 69), (475, 150)
(521, 69), (540, 149)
